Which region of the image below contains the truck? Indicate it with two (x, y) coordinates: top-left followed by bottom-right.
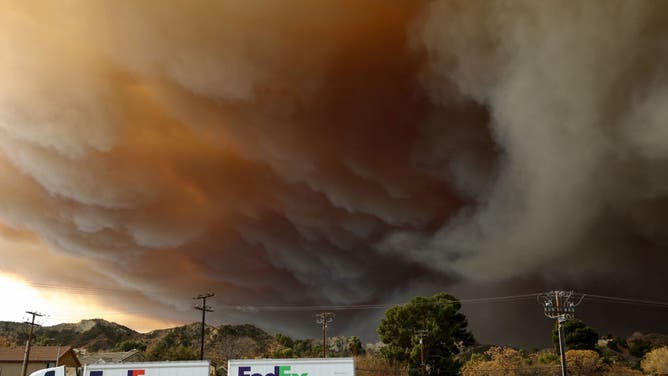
(227, 358), (354, 376)
(29, 365), (66, 376)
(82, 361), (214, 376)
(29, 361), (214, 376)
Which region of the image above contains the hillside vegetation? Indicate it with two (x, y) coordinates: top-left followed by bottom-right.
(1, 315), (667, 375)
(0, 319), (356, 367)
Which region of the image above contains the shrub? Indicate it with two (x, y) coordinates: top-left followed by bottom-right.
(641, 347), (668, 375)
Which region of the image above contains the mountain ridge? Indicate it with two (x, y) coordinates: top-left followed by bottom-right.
(0, 319), (293, 366)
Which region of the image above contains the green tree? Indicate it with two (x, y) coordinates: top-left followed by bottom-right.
(629, 338), (653, 358)
(147, 341), (169, 360)
(114, 340), (147, 352)
(275, 333), (294, 348)
(282, 339), (318, 358)
(607, 337), (628, 353)
(537, 352), (559, 365)
(377, 292), (475, 376)
(148, 342), (198, 361)
(348, 336), (364, 357)
(271, 347), (295, 358)
(165, 345), (198, 360)
(552, 319), (598, 353)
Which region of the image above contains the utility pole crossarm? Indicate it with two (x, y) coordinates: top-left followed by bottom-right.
(194, 305), (214, 312)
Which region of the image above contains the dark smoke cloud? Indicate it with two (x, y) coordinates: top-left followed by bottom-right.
(1, 1), (667, 347)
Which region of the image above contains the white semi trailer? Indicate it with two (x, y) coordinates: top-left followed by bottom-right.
(227, 358), (354, 376)
(29, 361), (213, 376)
(82, 361), (214, 376)
(29, 365), (66, 376)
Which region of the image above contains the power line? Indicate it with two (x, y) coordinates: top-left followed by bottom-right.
(7, 282), (145, 296)
(29, 291), (668, 320)
(4, 279), (668, 313)
(0, 279), (544, 306)
(461, 293), (541, 304)
(45, 310), (152, 318)
(223, 292), (668, 312)
(12, 295), (537, 320)
(224, 293), (543, 312)
(0, 280), (181, 299)
(580, 294), (668, 308)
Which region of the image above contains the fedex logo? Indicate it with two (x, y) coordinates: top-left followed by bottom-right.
(89, 370), (144, 376)
(238, 366), (307, 376)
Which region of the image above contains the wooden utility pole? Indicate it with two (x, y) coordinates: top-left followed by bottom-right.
(416, 329), (428, 376)
(55, 346), (61, 367)
(315, 312), (334, 358)
(555, 292), (568, 376)
(539, 291), (582, 376)
(21, 311), (43, 376)
(193, 293), (214, 360)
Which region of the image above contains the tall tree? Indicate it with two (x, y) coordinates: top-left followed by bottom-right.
(377, 292), (475, 376)
(551, 319), (599, 353)
(348, 336), (364, 356)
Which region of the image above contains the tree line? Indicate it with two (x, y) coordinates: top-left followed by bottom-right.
(2, 292), (667, 375)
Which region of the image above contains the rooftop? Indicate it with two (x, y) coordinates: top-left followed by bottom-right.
(0, 346), (74, 363)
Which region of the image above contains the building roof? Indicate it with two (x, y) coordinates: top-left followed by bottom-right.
(79, 349), (144, 365)
(0, 346), (76, 364)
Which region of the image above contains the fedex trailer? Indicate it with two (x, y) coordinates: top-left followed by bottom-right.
(227, 358), (354, 376)
(29, 366), (66, 376)
(82, 361), (214, 376)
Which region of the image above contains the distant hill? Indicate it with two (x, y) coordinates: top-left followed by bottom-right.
(140, 322), (275, 364)
(0, 319), (140, 351)
(50, 319), (139, 351)
(0, 318), (370, 367)
(0, 321), (28, 345)
(0, 319), (280, 366)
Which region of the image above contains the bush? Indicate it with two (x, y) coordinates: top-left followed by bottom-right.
(355, 355), (407, 376)
(607, 337), (628, 352)
(537, 352), (559, 364)
(641, 347), (668, 375)
(629, 339), (653, 358)
(460, 347), (528, 376)
(565, 350), (606, 376)
(114, 341), (147, 352)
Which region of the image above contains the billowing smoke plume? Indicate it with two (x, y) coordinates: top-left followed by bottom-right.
(382, 1), (668, 283)
(1, 1), (668, 345)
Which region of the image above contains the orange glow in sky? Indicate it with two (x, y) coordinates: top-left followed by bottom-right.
(0, 272), (180, 332)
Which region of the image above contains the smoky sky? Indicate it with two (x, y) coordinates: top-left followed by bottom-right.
(1, 1), (668, 348)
